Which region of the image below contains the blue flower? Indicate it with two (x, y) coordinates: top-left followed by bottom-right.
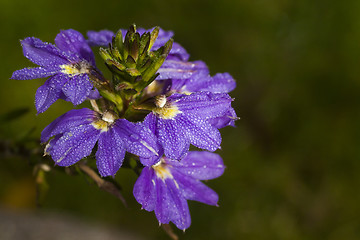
(151, 54), (238, 127)
(42, 108), (159, 177)
(133, 151), (225, 230)
(11, 29), (99, 113)
(144, 92), (233, 160)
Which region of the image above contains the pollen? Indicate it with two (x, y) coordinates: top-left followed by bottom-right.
(152, 161), (173, 180)
(60, 61), (91, 76)
(92, 119), (109, 131)
(153, 95), (182, 119)
(91, 111), (117, 132)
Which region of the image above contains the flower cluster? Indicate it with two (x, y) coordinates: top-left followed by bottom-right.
(12, 25), (237, 230)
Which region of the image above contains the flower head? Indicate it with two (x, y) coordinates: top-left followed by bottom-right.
(42, 108), (159, 177)
(133, 151), (225, 230)
(11, 29), (99, 113)
(87, 27), (190, 62)
(144, 92), (233, 160)
(12, 25), (238, 232)
(147, 63), (238, 128)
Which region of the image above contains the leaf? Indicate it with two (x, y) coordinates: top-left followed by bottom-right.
(149, 27), (160, 52)
(114, 29), (124, 57)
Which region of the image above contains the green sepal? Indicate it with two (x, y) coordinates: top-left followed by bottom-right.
(126, 55), (137, 68)
(106, 59), (126, 72)
(99, 48), (112, 61)
(126, 67), (141, 77)
(97, 25), (173, 108)
(134, 38), (173, 91)
(149, 27), (159, 52)
(114, 29), (124, 58)
(138, 32), (150, 63)
(123, 24), (136, 61)
(98, 89), (124, 112)
(130, 32), (140, 62)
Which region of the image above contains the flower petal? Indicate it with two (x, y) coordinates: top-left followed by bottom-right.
(55, 29), (95, 65)
(209, 107), (237, 129)
(171, 169), (219, 205)
(157, 60), (208, 80)
(178, 114), (222, 152)
(96, 128), (125, 177)
(62, 74), (93, 105)
(133, 167), (157, 211)
(155, 177), (191, 230)
(49, 124), (100, 166)
(35, 74), (67, 113)
(167, 42), (190, 61)
(87, 88), (101, 100)
(11, 66), (60, 80)
(185, 72), (236, 93)
(113, 119), (160, 159)
(143, 112), (158, 134)
(170, 151), (225, 180)
(41, 108), (95, 142)
(174, 92), (232, 119)
(21, 37), (68, 67)
(87, 30), (114, 47)
(157, 117), (190, 160)
(151, 28), (174, 49)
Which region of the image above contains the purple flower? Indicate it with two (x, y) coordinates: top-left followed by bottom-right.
(86, 27), (190, 61)
(170, 72), (236, 94)
(144, 92), (232, 160)
(156, 60), (209, 81)
(11, 29), (99, 113)
(87, 30), (114, 47)
(133, 151), (225, 230)
(208, 107), (238, 128)
(42, 108), (159, 177)
(154, 65), (238, 128)
(170, 72), (238, 128)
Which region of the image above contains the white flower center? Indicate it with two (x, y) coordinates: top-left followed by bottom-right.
(152, 95), (182, 119)
(60, 61), (91, 76)
(91, 111), (117, 132)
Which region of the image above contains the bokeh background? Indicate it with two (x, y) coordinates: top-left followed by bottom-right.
(1, 0), (360, 239)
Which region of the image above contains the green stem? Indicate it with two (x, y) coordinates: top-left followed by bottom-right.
(98, 89), (124, 113)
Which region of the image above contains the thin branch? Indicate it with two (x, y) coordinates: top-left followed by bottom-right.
(78, 162), (127, 207)
(161, 224), (179, 240)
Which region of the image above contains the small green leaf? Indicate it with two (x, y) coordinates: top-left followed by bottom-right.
(139, 32), (150, 59)
(149, 26), (160, 52)
(130, 33), (140, 61)
(126, 67), (141, 77)
(99, 48), (112, 61)
(114, 29), (124, 56)
(106, 59), (126, 71)
(126, 55), (136, 68)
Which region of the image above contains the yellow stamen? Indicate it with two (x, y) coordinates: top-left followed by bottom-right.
(91, 111), (117, 132)
(92, 119), (109, 131)
(60, 61), (91, 76)
(152, 161), (173, 180)
(152, 95), (182, 119)
(153, 105), (181, 119)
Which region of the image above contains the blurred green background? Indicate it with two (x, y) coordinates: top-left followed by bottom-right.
(1, 0), (360, 239)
